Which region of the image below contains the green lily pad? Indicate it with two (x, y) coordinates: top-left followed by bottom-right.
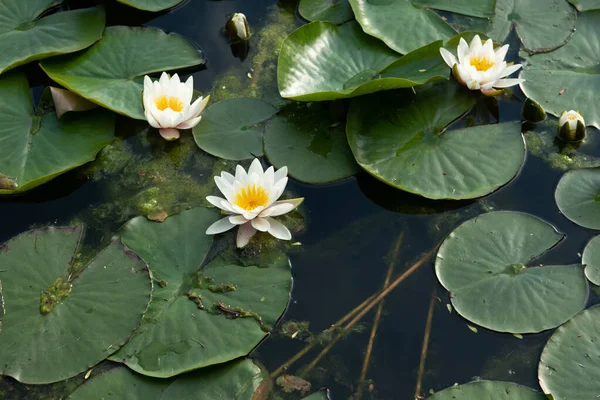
(583, 235), (600, 285)
(117, 0), (185, 12)
(567, 0), (600, 10)
(68, 359), (267, 400)
(429, 381), (548, 399)
(489, 0), (575, 54)
(555, 167), (600, 229)
(436, 211), (589, 334)
(520, 11), (600, 128)
(347, 0), (456, 54)
(346, 82), (525, 199)
(302, 390), (331, 400)
(298, 0), (354, 24)
(0, 2), (105, 75)
(278, 21), (451, 101)
(41, 26), (204, 120)
(413, 0), (496, 18)
(264, 102), (359, 184)
(109, 208), (293, 378)
(539, 305), (600, 399)
(0, 72), (114, 195)
(0, 225), (152, 384)
(192, 98), (278, 160)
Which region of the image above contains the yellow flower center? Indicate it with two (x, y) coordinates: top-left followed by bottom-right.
(568, 113), (577, 120)
(154, 95), (185, 112)
(469, 56), (495, 72)
(234, 184), (269, 211)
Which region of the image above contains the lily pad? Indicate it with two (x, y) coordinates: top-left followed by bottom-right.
(539, 305), (600, 400)
(109, 208), (293, 378)
(413, 0), (496, 18)
(520, 11), (600, 128)
(0, 2), (105, 75)
(192, 98), (278, 160)
(302, 390), (331, 400)
(567, 0), (600, 11)
(348, 0), (456, 54)
(583, 235), (600, 285)
(346, 82), (525, 199)
(555, 167), (600, 229)
(41, 26), (204, 120)
(436, 211), (588, 333)
(298, 0), (354, 24)
(0, 72), (114, 195)
(0, 225), (152, 384)
(429, 381), (548, 399)
(489, 0), (575, 54)
(278, 21), (450, 101)
(68, 359), (267, 400)
(117, 0), (185, 12)
(264, 102), (360, 184)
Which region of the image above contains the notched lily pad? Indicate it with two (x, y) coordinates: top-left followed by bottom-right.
(278, 21), (450, 101)
(68, 359), (267, 400)
(567, 0), (600, 11)
(41, 26), (205, 120)
(0, 2), (105, 75)
(109, 208), (293, 378)
(298, 0), (354, 24)
(555, 167), (600, 229)
(539, 305), (600, 400)
(117, 0), (185, 12)
(0, 224), (152, 384)
(0, 72), (114, 195)
(346, 81), (525, 199)
(436, 211), (588, 333)
(428, 380), (548, 399)
(192, 98), (278, 160)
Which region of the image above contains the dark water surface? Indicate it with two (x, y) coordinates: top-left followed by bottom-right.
(2, 1), (600, 399)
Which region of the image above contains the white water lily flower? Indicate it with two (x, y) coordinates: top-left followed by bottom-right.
(206, 159), (304, 248)
(558, 110), (586, 142)
(439, 35), (524, 96)
(143, 72), (210, 140)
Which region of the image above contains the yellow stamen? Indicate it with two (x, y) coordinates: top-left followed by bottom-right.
(235, 184), (269, 211)
(154, 95), (184, 112)
(469, 56), (495, 72)
(568, 114), (577, 120)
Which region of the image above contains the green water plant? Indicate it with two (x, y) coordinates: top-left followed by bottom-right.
(429, 381), (548, 399)
(117, 0), (185, 12)
(555, 167), (600, 229)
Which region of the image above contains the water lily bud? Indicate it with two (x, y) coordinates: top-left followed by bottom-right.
(226, 13), (251, 42)
(522, 97), (546, 122)
(558, 110), (586, 142)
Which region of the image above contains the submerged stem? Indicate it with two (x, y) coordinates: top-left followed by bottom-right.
(414, 287), (437, 399)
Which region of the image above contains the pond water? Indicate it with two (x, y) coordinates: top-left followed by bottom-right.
(1, 0), (600, 399)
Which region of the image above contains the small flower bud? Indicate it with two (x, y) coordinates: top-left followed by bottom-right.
(226, 13), (251, 42)
(522, 97), (546, 122)
(558, 110), (586, 142)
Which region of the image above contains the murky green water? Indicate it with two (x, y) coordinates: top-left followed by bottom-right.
(2, 1), (600, 399)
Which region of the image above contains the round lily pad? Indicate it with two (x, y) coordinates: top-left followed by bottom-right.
(583, 235), (600, 285)
(41, 26), (205, 120)
(436, 211), (589, 333)
(0, 225), (152, 384)
(520, 11), (600, 128)
(278, 21), (450, 101)
(555, 168), (600, 230)
(567, 0), (600, 11)
(298, 0), (354, 24)
(302, 391), (331, 400)
(347, 0), (456, 55)
(192, 98), (278, 160)
(539, 305), (600, 399)
(117, 0), (185, 12)
(413, 0), (496, 18)
(429, 381), (548, 399)
(0, 2), (105, 75)
(68, 359), (267, 400)
(346, 82), (525, 200)
(0, 72), (114, 195)
(264, 102), (359, 184)
(489, 0), (575, 54)
(109, 208), (293, 378)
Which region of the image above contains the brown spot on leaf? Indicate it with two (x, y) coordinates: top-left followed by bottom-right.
(147, 210), (168, 222)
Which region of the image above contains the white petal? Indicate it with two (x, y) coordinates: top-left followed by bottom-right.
(498, 64), (522, 79)
(215, 176), (235, 202)
(270, 177), (288, 201)
(260, 202), (295, 217)
(145, 110), (161, 128)
(266, 218), (292, 240)
(206, 217), (236, 234)
(248, 158), (264, 177)
(494, 44), (509, 63)
(206, 196), (233, 212)
(467, 80), (481, 90)
(251, 217), (270, 232)
(229, 215), (248, 225)
(568, 118), (577, 131)
(177, 116), (202, 129)
(263, 166), (275, 189)
(456, 64), (471, 85)
(159, 128), (180, 140)
(558, 111), (569, 127)
(235, 164), (249, 185)
(492, 78), (524, 88)
(183, 76), (194, 104)
(236, 223), (256, 248)
(469, 35), (482, 53)
(159, 72), (170, 85)
(274, 166), (288, 183)
(482, 38), (494, 59)
(439, 48), (457, 68)
(457, 37), (469, 64)
(221, 171), (235, 185)
(186, 95), (210, 120)
(171, 73), (181, 85)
